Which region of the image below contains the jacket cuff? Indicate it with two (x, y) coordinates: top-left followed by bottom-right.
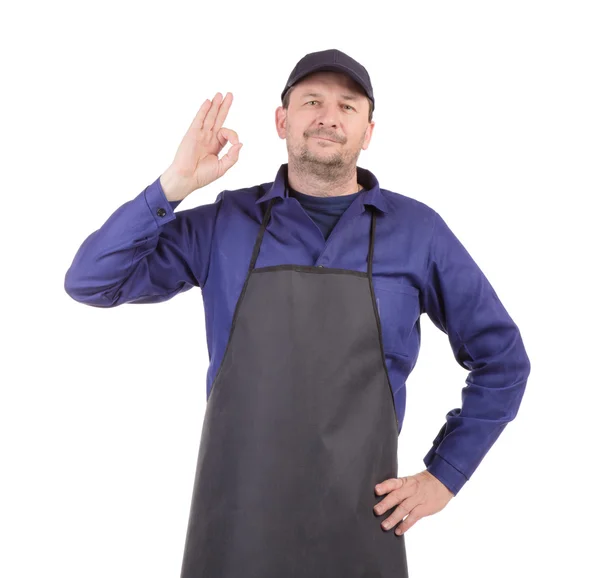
(424, 450), (468, 496)
(144, 176), (177, 228)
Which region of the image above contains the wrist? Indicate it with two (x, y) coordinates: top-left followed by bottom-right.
(159, 167), (192, 202)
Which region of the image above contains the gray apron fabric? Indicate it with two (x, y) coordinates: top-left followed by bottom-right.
(180, 198), (409, 577)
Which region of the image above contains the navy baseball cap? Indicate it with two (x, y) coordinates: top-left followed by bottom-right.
(281, 49), (375, 112)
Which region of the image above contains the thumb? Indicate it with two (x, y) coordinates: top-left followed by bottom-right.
(218, 142), (243, 176)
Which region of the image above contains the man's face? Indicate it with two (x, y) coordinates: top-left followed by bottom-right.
(275, 71), (375, 178)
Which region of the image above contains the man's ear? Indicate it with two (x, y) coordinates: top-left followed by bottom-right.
(275, 106), (287, 139)
(362, 121), (375, 150)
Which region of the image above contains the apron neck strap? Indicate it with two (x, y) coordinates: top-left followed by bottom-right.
(367, 202), (376, 278)
(249, 197), (377, 278)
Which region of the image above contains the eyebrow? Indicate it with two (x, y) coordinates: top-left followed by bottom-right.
(300, 91), (361, 101)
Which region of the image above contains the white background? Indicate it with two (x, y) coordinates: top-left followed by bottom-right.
(2, 1), (598, 577)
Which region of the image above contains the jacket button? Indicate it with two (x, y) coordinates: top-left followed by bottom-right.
(156, 207), (167, 217)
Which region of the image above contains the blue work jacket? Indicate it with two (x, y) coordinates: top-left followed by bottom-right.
(64, 163), (531, 496)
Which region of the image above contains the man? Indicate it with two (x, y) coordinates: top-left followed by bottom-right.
(65, 49), (531, 577)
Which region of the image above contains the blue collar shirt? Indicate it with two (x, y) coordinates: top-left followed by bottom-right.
(64, 163), (531, 496)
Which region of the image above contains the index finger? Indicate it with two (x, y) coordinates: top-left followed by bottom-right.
(375, 478), (402, 495)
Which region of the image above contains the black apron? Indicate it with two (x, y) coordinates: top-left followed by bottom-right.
(180, 197), (409, 578)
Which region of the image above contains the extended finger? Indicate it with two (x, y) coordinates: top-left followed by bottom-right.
(375, 477), (406, 496)
(381, 495), (420, 532)
(373, 488), (404, 516)
(203, 92), (224, 132)
(213, 92), (233, 134)
(395, 504), (425, 535)
(187, 99), (212, 133)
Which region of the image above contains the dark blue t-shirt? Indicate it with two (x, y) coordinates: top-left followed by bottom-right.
(287, 184), (362, 241)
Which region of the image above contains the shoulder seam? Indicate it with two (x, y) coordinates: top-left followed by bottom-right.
(424, 210), (439, 305)
(200, 189), (227, 290)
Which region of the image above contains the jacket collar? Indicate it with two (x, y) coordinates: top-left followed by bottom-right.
(255, 163), (390, 214)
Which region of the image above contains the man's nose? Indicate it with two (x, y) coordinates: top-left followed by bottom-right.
(315, 103), (341, 126)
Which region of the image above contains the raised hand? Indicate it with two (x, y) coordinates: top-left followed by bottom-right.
(160, 92), (243, 201)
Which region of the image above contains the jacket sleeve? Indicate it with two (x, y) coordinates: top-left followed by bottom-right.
(64, 176), (224, 307)
(422, 210), (531, 496)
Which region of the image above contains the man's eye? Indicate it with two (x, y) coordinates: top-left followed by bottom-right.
(307, 101), (354, 111)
